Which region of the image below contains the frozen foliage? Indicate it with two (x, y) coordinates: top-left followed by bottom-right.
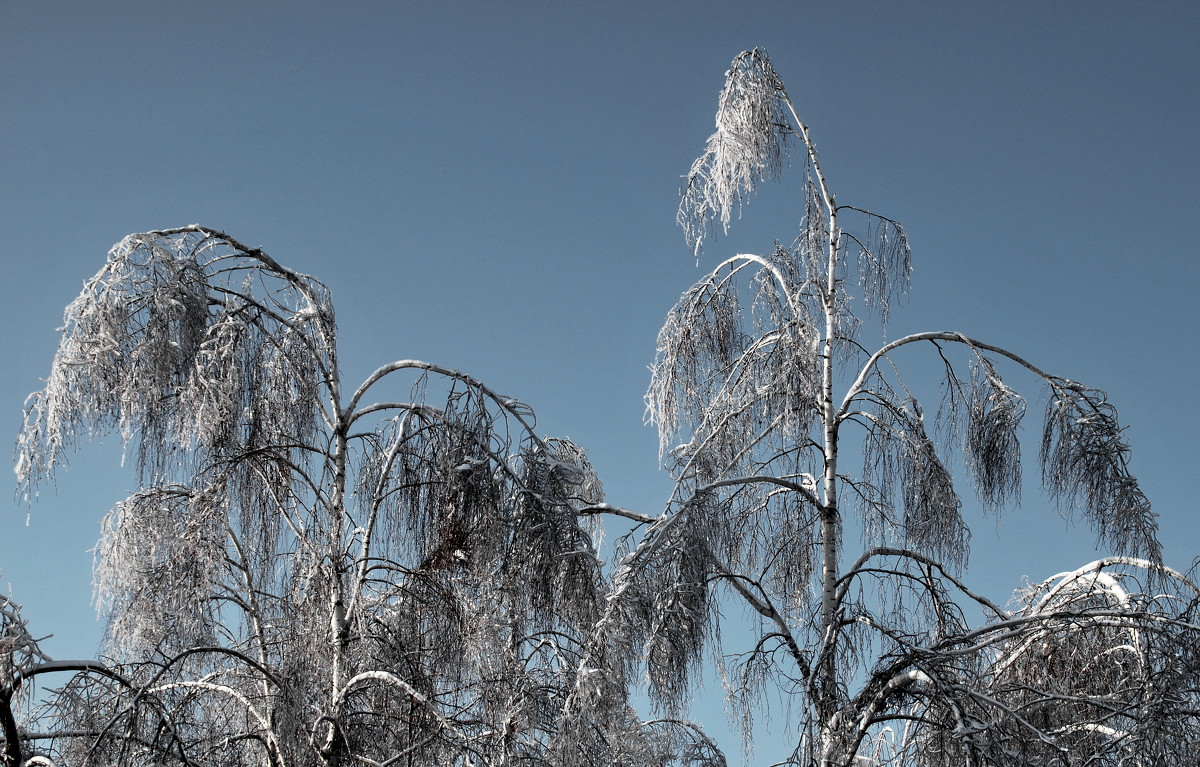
(10, 227), (712, 766)
(609, 50), (1196, 766)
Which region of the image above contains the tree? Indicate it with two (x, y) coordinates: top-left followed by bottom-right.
(11, 227), (712, 766)
(555, 50), (1200, 766)
(11, 50), (1200, 767)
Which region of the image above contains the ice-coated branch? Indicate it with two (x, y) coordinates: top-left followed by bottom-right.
(679, 49), (793, 259)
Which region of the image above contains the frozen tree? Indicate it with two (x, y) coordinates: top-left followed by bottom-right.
(561, 50), (1200, 766)
(12, 226), (711, 766)
(12, 55), (1200, 767)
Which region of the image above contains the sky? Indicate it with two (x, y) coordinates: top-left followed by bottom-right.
(2, 1), (1198, 761)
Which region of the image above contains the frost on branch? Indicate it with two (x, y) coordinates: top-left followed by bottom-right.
(1042, 381), (1159, 561)
(94, 485), (225, 658)
(2, 595), (49, 710)
(512, 437), (606, 626)
(965, 357), (1025, 510)
(969, 560), (1200, 763)
(679, 49), (793, 258)
(862, 395), (968, 572)
(15, 227), (331, 496)
(647, 274), (747, 463)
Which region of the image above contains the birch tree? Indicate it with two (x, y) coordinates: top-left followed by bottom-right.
(566, 49), (1200, 766)
(11, 227), (706, 766)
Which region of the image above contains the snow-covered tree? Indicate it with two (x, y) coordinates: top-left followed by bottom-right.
(560, 49), (1200, 766)
(11, 226), (705, 766)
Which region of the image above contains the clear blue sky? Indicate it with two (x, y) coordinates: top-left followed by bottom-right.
(3, 1), (1198, 761)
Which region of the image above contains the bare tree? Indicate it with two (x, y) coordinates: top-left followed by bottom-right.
(12, 227), (709, 766)
(560, 50), (1200, 766)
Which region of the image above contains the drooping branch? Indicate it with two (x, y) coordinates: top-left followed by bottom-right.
(679, 49), (793, 259)
(840, 330), (1156, 562)
(16, 226), (336, 502)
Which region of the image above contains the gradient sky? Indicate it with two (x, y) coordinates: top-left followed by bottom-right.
(3, 1), (1198, 761)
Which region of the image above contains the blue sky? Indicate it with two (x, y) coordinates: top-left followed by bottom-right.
(3, 1), (1198, 760)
